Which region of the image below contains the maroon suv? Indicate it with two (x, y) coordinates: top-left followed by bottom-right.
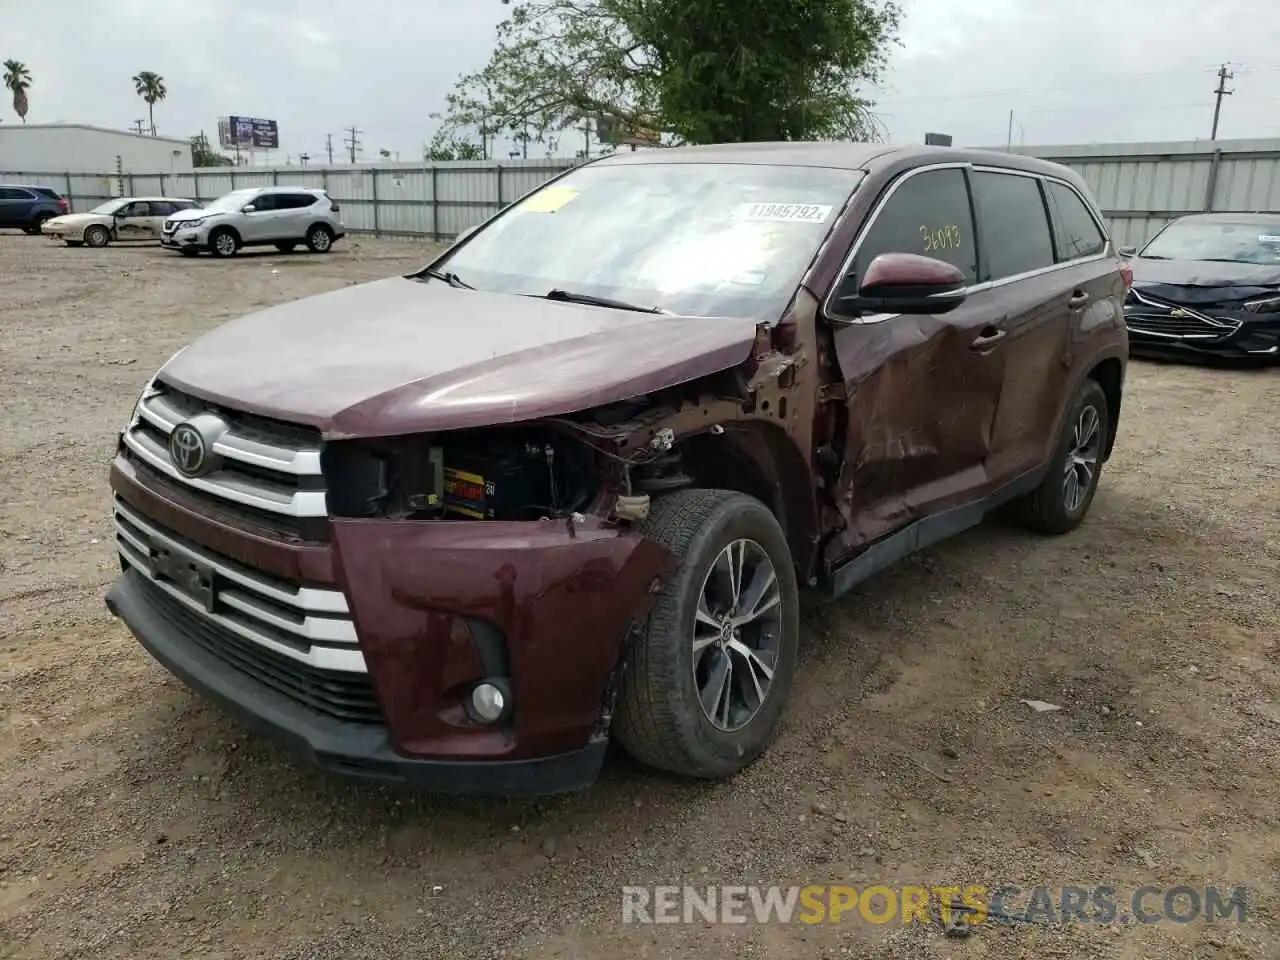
(106, 143), (1129, 794)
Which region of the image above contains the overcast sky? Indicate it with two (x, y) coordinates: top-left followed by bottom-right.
(5, 0), (1280, 162)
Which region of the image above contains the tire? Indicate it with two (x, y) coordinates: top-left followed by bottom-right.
(274, 242), (298, 253)
(305, 224), (334, 253)
(208, 228), (239, 258)
(1013, 378), (1109, 535)
(613, 489), (800, 779)
(84, 225), (111, 248)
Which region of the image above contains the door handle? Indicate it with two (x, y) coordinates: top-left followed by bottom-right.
(1068, 291), (1090, 309)
(970, 326), (1007, 351)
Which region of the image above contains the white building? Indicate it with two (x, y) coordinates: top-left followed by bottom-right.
(0, 122), (193, 174)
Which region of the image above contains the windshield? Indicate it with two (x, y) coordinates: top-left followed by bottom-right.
(88, 199), (129, 215)
(203, 189), (257, 213)
(1141, 219), (1280, 265)
(431, 161), (862, 320)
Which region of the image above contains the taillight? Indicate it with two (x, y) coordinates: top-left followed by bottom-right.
(57, 198), (69, 213)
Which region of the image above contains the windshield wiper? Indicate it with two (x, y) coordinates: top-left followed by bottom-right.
(540, 288), (669, 314)
(420, 267), (474, 289)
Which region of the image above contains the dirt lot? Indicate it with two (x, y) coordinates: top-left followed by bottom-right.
(1, 232), (1277, 959)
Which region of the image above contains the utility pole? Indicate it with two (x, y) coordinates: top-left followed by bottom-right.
(131, 119), (147, 136)
(1211, 64), (1234, 140)
(325, 133), (334, 165)
(343, 125), (363, 164)
(1005, 109), (1014, 151)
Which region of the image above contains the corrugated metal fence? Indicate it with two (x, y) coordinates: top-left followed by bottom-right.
(5, 137), (1279, 245)
(0, 159), (579, 240)
(993, 137), (1280, 248)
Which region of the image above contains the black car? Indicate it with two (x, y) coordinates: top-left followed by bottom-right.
(0, 183), (70, 234)
(1122, 213), (1280, 362)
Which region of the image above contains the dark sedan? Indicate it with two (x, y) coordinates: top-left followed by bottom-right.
(1122, 213), (1280, 362)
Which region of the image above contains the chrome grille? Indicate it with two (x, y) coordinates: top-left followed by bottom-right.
(113, 496), (364, 674)
(121, 382), (328, 540)
(1125, 289), (1242, 341)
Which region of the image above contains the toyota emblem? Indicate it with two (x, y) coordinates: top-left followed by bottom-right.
(169, 423), (208, 477)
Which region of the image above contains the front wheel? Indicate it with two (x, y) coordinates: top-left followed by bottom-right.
(84, 225), (111, 248)
(613, 489), (800, 779)
(1013, 378), (1110, 535)
(208, 228), (239, 258)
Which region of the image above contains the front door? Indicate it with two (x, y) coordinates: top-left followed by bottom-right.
(239, 193), (277, 241)
(826, 166), (1006, 560)
(115, 201), (158, 240)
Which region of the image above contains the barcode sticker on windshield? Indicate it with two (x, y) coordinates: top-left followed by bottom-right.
(1259, 235), (1280, 243)
(734, 202), (833, 224)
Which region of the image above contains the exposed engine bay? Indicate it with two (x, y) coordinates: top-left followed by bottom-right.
(323, 427), (598, 521)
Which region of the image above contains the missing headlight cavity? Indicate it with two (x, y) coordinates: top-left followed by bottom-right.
(323, 427), (597, 521)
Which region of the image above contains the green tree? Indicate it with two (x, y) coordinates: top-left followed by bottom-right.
(440, 0), (900, 146)
(132, 71), (167, 135)
(424, 130), (486, 161)
(190, 132), (233, 167)
(3, 60), (32, 123)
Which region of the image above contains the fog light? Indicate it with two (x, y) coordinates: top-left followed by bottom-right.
(470, 682), (508, 723)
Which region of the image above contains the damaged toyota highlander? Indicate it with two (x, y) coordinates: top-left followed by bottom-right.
(105, 143), (1129, 795)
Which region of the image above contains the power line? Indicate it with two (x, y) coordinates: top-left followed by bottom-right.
(1211, 63), (1235, 140)
(343, 126), (363, 164)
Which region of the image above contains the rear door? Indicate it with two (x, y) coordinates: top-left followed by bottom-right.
(273, 192), (316, 239)
(969, 168), (1067, 483)
(826, 164), (1006, 556)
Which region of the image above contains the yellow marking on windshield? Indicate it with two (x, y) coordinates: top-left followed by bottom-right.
(519, 186), (580, 213)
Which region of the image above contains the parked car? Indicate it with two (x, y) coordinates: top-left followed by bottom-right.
(105, 143), (1129, 795)
(1121, 213), (1280, 362)
(160, 186), (344, 257)
(41, 196), (200, 247)
(0, 183), (70, 234)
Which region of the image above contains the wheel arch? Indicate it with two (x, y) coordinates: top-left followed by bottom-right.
(662, 421), (819, 584)
(1085, 356), (1124, 462)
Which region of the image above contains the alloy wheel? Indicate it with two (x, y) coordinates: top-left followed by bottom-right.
(691, 538), (784, 732)
(1063, 404), (1102, 513)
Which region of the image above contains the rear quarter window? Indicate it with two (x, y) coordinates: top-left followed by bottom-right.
(1045, 181), (1106, 260)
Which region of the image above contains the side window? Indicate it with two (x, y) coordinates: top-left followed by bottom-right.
(115, 201), (138, 218)
(129, 201), (152, 217)
(853, 169), (977, 285)
(1045, 181), (1106, 261)
(249, 194), (275, 211)
(150, 201), (173, 217)
(970, 171), (1055, 281)
(0, 187), (31, 200)
(283, 193), (318, 209)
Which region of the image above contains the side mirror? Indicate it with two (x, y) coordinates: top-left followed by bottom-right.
(832, 253), (968, 318)
(1118, 245), (1137, 257)
(242, 204), (257, 213)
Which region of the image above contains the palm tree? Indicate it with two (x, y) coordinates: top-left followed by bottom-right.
(3, 60), (31, 123)
(132, 71), (166, 136)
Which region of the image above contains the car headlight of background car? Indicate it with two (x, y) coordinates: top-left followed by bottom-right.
(179, 218), (207, 229)
(1243, 295), (1280, 314)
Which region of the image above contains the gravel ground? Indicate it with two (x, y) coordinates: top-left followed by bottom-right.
(1, 233), (1278, 960)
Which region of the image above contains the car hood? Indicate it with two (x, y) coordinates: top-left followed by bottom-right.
(158, 276), (761, 438)
(43, 213), (105, 229)
(165, 207), (212, 222)
(1130, 257), (1280, 304)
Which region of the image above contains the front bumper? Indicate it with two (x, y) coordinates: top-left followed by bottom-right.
(1125, 309), (1280, 362)
(107, 570), (608, 794)
(106, 454), (674, 793)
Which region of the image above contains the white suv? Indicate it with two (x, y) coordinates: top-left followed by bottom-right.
(161, 186), (345, 258)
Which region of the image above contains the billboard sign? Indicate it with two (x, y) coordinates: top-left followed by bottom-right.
(218, 116), (279, 149)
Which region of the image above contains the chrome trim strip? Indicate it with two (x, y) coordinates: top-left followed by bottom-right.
(137, 391), (322, 476)
(122, 428), (329, 517)
(117, 540), (367, 673)
(824, 161), (1113, 325)
(113, 497), (349, 616)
